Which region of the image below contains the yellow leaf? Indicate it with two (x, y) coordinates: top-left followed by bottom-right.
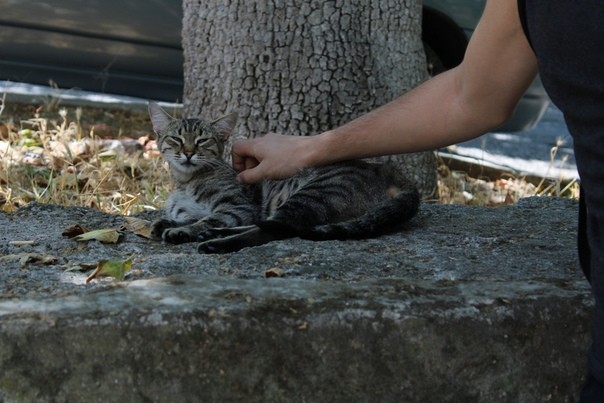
(98, 150), (117, 161)
(18, 129), (33, 137)
(21, 137), (41, 147)
(86, 258), (132, 284)
(74, 229), (121, 244)
(121, 217), (153, 239)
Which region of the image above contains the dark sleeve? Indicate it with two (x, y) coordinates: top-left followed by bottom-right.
(517, 0), (533, 49)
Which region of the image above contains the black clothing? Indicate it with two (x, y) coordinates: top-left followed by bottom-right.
(518, 1), (604, 400)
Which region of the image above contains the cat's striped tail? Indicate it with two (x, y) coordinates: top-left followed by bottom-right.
(257, 188), (420, 241)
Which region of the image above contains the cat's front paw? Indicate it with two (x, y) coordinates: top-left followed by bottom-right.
(198, 238), (242, 254)
(162, 226), (198, 244)
(196, 227), (232, 242)
(150, 218), (178, 240)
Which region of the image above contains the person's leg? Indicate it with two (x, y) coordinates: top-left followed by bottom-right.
(579, 193), (604, 403)
(581, 373), (604, 402)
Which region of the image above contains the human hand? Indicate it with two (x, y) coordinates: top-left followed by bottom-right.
(232, 133), (315, 183)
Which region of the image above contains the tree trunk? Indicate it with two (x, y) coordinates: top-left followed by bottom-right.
(182, 0), (436, 197)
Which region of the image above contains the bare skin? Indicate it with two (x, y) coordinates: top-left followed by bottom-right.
(232, 0), (539, 183)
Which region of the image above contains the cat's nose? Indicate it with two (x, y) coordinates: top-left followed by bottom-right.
(183, 151), (195, 160)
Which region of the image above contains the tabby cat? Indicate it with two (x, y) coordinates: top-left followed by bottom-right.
(148, 102), (420, 254)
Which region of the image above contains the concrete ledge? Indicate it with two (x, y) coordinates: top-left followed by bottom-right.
(0, 197), (592, 402)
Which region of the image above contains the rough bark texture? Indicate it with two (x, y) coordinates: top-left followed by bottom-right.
(182, 0), (436, 196)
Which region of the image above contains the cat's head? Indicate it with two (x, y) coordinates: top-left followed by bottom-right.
(148, 101), (237, 174)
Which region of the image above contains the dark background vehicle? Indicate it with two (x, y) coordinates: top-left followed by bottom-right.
(0, 0), (548, 130)
(422, 0), (549, 131)
(0, 0), (183, 102)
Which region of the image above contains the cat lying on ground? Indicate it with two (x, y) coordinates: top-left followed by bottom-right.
(148, 102), (420, 254)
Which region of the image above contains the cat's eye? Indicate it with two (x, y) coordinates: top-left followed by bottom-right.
(196, 138), (214, 147)
(166, 136), (183, 147)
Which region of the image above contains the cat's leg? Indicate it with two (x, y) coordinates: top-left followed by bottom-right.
(150, 218), (180, 240)
(162, 209), (256, 244)
(196, 225), (257, 241)
(161, 225), (200, 243)
(263, 190), (339, 233)
(198, 227), (282, 254)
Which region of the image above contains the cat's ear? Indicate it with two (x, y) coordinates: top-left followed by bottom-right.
(212, 112), (238, 139)
(148, 101), (172, 135)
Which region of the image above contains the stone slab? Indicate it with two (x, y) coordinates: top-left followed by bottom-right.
(0, 197), (593, 402)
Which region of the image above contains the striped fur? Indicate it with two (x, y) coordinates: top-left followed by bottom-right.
(149, 102), (257, 243)
(148, 102), (420, 252)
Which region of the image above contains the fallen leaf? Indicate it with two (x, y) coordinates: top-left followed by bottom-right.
(62, 224), (89, 237)
(22, 254), (57, 267)
(0, 253), (58, 268)
(298, 321), (309, 331)
(0, 122), (8, 140)
(264, 267), (284, 278)
(121, 217), (153, 239)
(18, 128), (33, 137)
(504, 190), (515, 205)
(64, 263), (98, 273)
(86, 258), (132, 284)
(74, 228), (121, 244)
(97, 149), (117, 161)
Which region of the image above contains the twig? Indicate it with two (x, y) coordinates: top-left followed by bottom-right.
(0, 92), (6, 117)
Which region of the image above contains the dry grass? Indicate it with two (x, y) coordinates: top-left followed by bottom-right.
(0, 102), (172, 214)
(0, 100), (578, 214)
(436, 156), (579, 206)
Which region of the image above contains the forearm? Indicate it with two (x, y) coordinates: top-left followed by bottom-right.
(233, 0), (538, 183)
(308, 68), (511, 166)
(308, 0), (539, 167)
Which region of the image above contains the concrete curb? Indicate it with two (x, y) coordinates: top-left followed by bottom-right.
(0, 197), (593, 402)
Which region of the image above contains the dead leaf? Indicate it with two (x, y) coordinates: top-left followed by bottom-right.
(64, 263), (98, 273)
(264, 267), (284, 278)
(121, 217), (153, 239)
(90, 123), (117, 139)
(504, 190), (515, 205)
(0, 123), (9, 140)
(297, 321), (309, 331)
(62, 224), (89, 237)
(0, 253), (58, 268)
(22, 253), (57, 267)
(74, 228), (121, 244)
(86, 258), (132, 284)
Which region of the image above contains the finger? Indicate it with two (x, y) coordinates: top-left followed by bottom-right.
(245, 158), (259, 170)
(232, 156), (248, 172)
(236, 166), (262, 184)
(231, 140), (254, 172)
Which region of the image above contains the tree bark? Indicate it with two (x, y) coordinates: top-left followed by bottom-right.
(182, 0), (436, 196)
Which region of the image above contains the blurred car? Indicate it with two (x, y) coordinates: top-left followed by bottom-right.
(422, 0), (549, 131)
(0, 0), (548, 130)
(0, 0), (183, 102)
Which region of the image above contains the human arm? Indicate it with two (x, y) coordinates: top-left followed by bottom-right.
(233, 0), (539, 183)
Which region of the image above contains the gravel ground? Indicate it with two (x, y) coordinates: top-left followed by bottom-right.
(0, 197), (582, 300)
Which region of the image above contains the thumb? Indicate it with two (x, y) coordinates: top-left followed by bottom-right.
(236, 165), (264, 184)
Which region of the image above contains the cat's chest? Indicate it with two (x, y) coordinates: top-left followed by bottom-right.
(165, 189), (213, 222)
